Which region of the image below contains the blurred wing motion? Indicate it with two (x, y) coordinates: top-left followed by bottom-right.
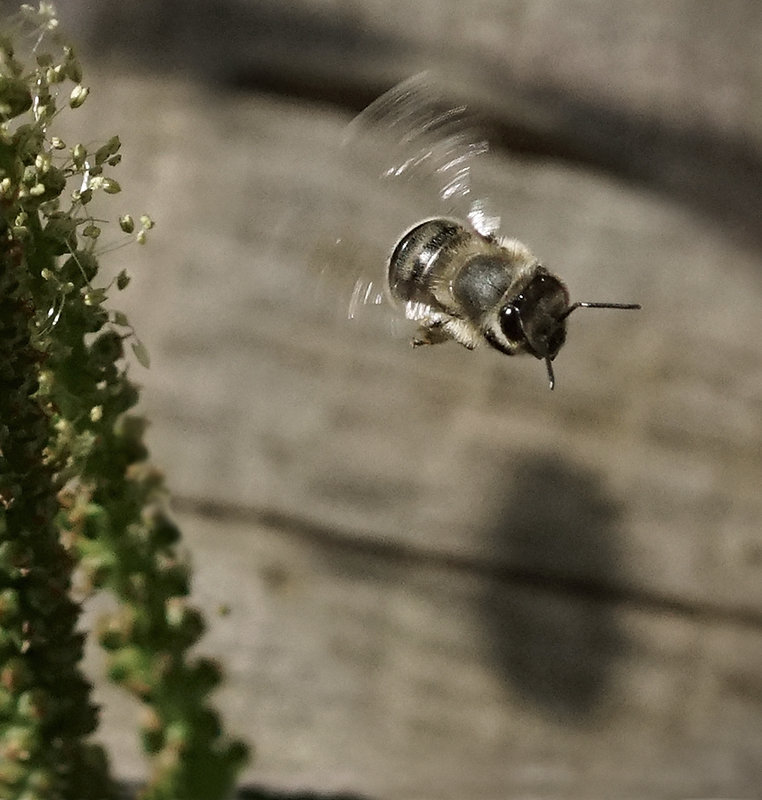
(345, 73), (500, 237)
(323, 73), (501, 326)
(309, 74), (641, 387)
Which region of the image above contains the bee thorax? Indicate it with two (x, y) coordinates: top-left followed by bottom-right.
(450, 254), (515, 320)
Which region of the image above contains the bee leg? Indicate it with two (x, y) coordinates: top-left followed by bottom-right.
(444, 318), (480, 350)
(412, 318), (479, 350)
(411, 320), (449, 347)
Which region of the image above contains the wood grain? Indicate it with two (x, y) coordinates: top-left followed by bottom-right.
(41, 2), (762, 796)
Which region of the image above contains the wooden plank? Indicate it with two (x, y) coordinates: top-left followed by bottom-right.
(59, 75), (762, 616)
(85, 512), (762, 798)
(47, 4), (762, 790)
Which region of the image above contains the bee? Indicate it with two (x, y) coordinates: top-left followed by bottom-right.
(340, 75), (640, 389)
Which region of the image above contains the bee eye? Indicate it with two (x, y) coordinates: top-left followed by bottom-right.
(499, 304), (525, 342)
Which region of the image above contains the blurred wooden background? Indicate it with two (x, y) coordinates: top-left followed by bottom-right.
(27, 0), (762, 797)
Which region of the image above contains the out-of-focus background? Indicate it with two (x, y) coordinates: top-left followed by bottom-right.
(15, 1), (762, 797)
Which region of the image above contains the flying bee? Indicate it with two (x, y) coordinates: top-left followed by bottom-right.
(388, 217), (639, 389)
(337, 74), (640, 389)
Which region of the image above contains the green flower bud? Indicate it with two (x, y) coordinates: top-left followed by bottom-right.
(17, 688), (49, 722)
(68, 84), (89, 108)
(118, 215), (134, 234)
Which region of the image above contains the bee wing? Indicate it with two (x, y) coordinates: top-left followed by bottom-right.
(313, 73), (500, 331)
(345, 73), (501, 239)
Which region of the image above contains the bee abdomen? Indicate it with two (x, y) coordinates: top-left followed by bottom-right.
(388, 218), (471, 305)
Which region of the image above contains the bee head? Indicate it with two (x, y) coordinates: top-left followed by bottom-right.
(495, 268), (641, 390)
(494, 270), (569, 383)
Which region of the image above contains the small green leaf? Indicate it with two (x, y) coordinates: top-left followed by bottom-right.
(84, 288), (107, 306)
(116, 269), (131, 290)
(82, 224), (101, 239)
(95, 135), (120, 165)
(44, 215), (77, 243)
(131, 339), (150, 368)
(0, 76), (33, 120)
(75, 188), (93, 205)
(101, 177), (121, 194)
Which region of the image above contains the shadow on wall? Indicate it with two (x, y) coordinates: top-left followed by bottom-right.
(118, 782), (372, 800)
(482, 453), (628, 720)
(49, 0), (409, 91)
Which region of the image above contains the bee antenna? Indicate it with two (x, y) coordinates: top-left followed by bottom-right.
(559, 301), (641, 322)
(545, 356), (555, 391)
